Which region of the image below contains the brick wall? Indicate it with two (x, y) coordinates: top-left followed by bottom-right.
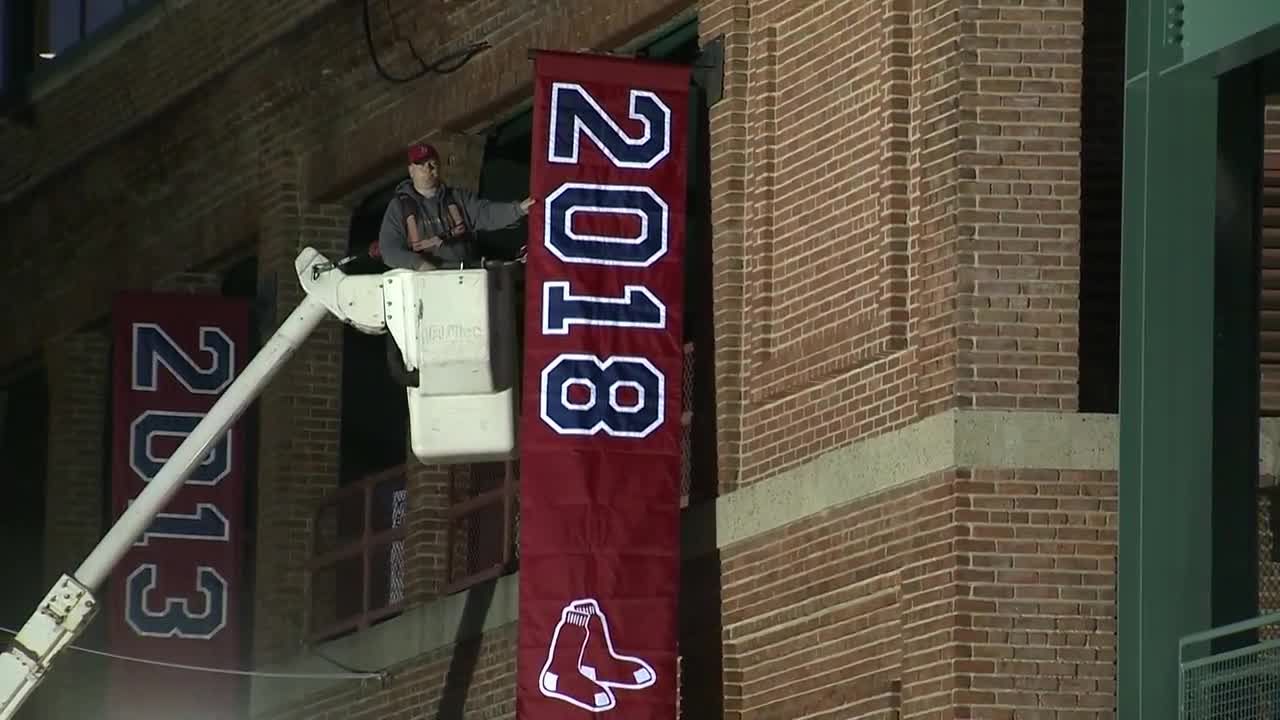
(250, 465), (1118, 720)
(702, 0), (960, 489)
(3, 0), (1099, 508)
(0, 0), (1130, 718)
(403, 464), (450, 602)
(961, 468), (1116, 717)
(260, 626), (519, 720)
(957, 1), (1083, 413)
(701, 0), (1087, 489)
(0, 0), (694, 369)
(40, 330), (110, 588)
(252, 189), (350, 663)
(715, 468), (1116, 719)
(32, 329), (111, 720)
(0, 0), (702, 680)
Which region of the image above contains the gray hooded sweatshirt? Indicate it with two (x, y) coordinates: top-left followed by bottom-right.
(377, 179), (526, 270)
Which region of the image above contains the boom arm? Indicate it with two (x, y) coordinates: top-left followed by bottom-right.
(0, 248), (385, 719)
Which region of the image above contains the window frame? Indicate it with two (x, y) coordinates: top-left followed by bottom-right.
(0, 0), (157, 110)
(31, 0), (153, 70)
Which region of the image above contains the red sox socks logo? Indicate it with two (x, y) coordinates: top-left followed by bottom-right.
(538, 599), (656, 712)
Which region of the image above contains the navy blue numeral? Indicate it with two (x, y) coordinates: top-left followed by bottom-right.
(542, 281), (666, 335)
(125, 565), (228, 639)
(539, 354), (665, 438)
(129, 411), (231, 486)
(134, 504), (230, 547)
(132, 323), (234, 395)
(545, 183), (668, 267)
(549, 82), (671, 169)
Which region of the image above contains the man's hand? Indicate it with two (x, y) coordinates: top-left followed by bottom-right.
(520, 197), (536, 214)
(411, 234), (443, 252)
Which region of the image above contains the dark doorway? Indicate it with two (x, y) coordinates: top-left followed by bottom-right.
(0, 366), (49, 636)
(1077, 0), (1126, 413)
(340, 193), (411, 484)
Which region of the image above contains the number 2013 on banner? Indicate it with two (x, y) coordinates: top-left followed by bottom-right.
(537, 81), (675, 440)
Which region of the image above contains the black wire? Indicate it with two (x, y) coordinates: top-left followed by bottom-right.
(311, 644), (390, 680)
(383, 0), (429, 70)
(361, 0), (490, 84)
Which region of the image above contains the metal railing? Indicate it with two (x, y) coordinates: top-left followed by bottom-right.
(306, 465), (408, 643)
(1180, 612), (1280, 719)
(305, 342), (704, 641)
(444, 460), (518, 594)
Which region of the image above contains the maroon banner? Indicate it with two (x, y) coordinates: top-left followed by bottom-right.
(519, 51), (690, 718)
(107, 292), (249, 720)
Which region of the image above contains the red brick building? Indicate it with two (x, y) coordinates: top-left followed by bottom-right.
(0, 0), (1226, 717)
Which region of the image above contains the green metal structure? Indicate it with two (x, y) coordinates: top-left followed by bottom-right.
(1121, 1), (1280, 717)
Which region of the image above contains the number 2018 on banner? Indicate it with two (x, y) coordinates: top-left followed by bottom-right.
(538, 81), (674, 440)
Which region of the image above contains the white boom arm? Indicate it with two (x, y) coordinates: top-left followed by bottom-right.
(0, 247), (445, 719)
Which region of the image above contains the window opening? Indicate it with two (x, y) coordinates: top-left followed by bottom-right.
(0, 365), (49, 639)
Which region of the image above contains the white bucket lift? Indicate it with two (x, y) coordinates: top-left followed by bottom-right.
(382, 263), (521, 464)
(0, 248), (522, 719)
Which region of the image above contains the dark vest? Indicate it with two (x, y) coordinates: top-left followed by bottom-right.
(397, 186), (476, 266)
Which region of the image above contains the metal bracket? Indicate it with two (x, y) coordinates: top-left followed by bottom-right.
(0, 574), (99, 720)
(694, 35), (726, 107)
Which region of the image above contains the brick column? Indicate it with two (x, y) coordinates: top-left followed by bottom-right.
(404, 464), (451, 602)
(251, 151), (350, 663)
(955, 0), (1084, 411)
(42, 330), (110, 583)
(36, 328), (110, 719)
(699, 0), (751, 494)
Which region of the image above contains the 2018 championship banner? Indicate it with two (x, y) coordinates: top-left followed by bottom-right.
(519, 51), (690, 718)
(108, 292), (249, 720)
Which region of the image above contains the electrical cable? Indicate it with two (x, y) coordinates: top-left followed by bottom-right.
(310, 645), (385, 677)
(0, 625), (385, 681)
(361, 0), (490, 84)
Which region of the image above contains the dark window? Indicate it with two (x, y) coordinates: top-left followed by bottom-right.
(34, 0), (145, 60)
(341, 193), (409, 483)
(0, 2), (9, 97)
(0, 366), (49, 637)
(1, 1), (34, 109)
(85, 0), (124, 36)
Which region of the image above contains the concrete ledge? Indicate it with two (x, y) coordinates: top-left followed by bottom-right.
(684, 410), (1120, 554)
(249, 410), (1280, 715)
(250, 574), (519, 714)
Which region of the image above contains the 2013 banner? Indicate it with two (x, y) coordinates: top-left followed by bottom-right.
(519, 50), (690, 718)
(107, 292), (249, 720)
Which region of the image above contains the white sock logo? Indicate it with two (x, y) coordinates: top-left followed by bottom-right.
(538, 598), (657, 712)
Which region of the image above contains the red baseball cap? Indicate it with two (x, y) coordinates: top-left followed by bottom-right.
(408, 143), (439, 164)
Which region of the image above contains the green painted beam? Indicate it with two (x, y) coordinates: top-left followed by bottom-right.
(1210, 63), (1263, 648)
(1119, 3), (1219, 720)
(1183, 0), (1280, 70)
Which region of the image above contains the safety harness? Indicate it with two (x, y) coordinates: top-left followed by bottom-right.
(397, 186), (474, 265)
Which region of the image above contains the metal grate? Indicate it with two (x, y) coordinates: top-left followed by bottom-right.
(1180, 613), (1280, 719)
(306, 465), (408, 642)
(444, 460), (517, 593)
(1258, 490), (1280, 632)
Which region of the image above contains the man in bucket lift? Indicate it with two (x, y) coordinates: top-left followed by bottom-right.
(377, 142), (534, 271)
